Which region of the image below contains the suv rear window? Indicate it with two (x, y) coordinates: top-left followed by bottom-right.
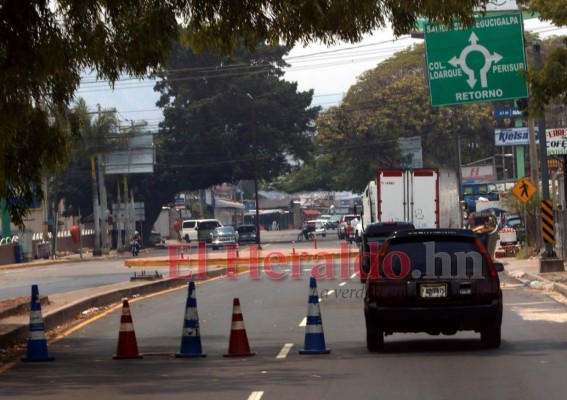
(380, 236), (489, 279)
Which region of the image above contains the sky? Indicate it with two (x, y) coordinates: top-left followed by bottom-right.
(74, 17), (567, 132)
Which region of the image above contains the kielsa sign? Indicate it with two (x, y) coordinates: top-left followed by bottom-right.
(424, 12), (528, 106)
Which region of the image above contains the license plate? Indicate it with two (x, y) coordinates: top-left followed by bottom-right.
(420, 284), (447, 298)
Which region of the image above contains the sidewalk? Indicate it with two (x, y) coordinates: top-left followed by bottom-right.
(498, 255), (567, 298)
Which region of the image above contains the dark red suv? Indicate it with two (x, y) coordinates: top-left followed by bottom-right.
(364, 229), (504, 352)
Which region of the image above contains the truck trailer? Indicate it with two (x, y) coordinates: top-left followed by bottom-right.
(360, 168), (462, 231)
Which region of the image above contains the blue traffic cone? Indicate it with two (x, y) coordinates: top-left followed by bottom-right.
(21, 285), (54, 362)
(299, 277), (330, 354)
(176, 281), (206, 358)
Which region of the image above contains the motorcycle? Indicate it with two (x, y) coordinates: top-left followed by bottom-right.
(297, 229), (315, 241)
(130, 239), (140, 256)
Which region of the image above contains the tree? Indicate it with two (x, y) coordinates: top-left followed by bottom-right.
(282, 44), (496, 194)
(57, 99), (141, 253)
(132, 41), (320, 234)
(1, 0), (492, 226)
(517, 0), (567, 116)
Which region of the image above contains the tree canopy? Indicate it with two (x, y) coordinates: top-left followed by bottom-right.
(518, 0), (567, 116)
(276, 44), (497, 194)
(0, 0), (553, 226)
(128, 41), (320, 233)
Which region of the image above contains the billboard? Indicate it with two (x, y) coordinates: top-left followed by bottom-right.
(104, 133), (155, 174)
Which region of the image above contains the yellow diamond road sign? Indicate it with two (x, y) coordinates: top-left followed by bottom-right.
(512, 177), (537, 203)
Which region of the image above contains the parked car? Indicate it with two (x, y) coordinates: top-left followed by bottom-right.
(358, 221), (415, 283)
(210, 226), (237, 250)
(237, 225), (257, 245)
(503, 214), (525, 244)
(326, 215), (341, 230)
(181, 219), (197, 243)
(338, 214), (359, 239)
(318, 214), (331, 229)
(364, 229), (504, 352)
(147, 231), (163, 247)
(196, 219), (222, 243)
(307, 219), (327, 237)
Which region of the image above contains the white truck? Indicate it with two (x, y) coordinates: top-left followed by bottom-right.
(359, 168), (462, 234)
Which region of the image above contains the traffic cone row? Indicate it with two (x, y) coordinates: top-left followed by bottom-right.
(21, 277), (330, 361)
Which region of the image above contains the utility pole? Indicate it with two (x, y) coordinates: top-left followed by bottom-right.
(91, 155), (102, 256)
(97, 154), (109, 254)
(533, 42), (563, 271)
(247, 93), (262, 249)
(528, 117), (541, 249)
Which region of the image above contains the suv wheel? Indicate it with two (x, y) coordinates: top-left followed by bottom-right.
(366, 328), (384, 352)
(365, 313), (384, 352)
(481, 325), (501, 348)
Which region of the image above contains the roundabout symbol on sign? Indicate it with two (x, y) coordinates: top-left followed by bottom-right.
(448, 32), (503, 89)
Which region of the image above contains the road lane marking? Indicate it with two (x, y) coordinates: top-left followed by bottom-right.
(319, 289), (334, 302)
(512, 306), (567, 323)
(276, 343), (293, 359)
(339, 282), (347, 287)
(248, 391), (264, 400)
(299, 317), (307, 327)
(350, 273), (357, 279)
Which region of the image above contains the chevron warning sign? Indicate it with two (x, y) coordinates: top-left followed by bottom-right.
(541, 199), (555, 245)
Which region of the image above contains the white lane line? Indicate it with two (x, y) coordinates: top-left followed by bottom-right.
(248, 391), (264, 400)
(350, 273), (357, 279)
(299, 317), (307, 327)
(276, 343), (294, 359)
(339, 282), (347, 287)
(319, 289), (334, 302)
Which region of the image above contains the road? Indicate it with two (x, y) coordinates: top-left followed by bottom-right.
(2, 259), (567, 399)
(0, 230), (339, 301)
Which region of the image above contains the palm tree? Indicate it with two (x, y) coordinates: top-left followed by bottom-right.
(72, 99), (123, 256)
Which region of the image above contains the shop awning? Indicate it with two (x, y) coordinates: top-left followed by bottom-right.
(215, 198), (246, 210)
(302, 209), (321, 216)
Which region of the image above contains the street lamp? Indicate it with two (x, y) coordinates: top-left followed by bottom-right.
(247, 93), (262, 249)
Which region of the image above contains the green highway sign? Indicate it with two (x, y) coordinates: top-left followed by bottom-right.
(424, 12), (528, 107)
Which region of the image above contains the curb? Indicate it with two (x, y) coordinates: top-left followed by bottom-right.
(0, 296), (49, 320)
(0, 267), (228, 349)
(521, 271), (567, 299)
(506, 269), (567, 300)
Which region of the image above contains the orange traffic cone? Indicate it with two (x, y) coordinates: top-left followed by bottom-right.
(223, 298), (256, 357)
(113, 298), (143, 359)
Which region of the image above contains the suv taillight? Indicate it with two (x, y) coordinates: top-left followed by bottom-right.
(474, 238), (498, 278)
(474, 238), (500, 300)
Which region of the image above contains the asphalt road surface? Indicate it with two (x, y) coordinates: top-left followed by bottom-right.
(0, 231), (341, 301)
(2, 265), (567, 399)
